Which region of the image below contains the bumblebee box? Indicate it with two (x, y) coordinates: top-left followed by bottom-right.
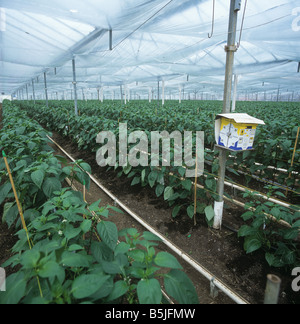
(215, 113), (265, 151)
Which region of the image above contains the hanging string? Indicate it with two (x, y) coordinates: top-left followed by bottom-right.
(208, 0), (215, 38)
(237, 0), (248, 49)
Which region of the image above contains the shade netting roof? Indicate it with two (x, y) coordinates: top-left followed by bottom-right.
(0, 0), (300, 100)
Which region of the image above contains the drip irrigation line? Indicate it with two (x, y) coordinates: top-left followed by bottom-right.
(205, 148), (299, 176)
(47, 134), (249, 305)
(202, 168), (300, 211)
(204, 155), (299, 196)
(167, 170), (295, 230)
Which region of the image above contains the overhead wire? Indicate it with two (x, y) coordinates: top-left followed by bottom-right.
(237, 0), (248, 49)
(90, 0), (176, 54)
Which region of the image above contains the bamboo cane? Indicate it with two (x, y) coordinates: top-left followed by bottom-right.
(83, 181), (87, 240)
(2, 151), (43, 298)
(2, 151), (30, 244)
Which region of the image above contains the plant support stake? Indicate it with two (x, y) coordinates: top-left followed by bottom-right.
(214, 0), (241, 230)
(2, 151), (32, 249)
(285, 126), (300, 196)
(2, 152), (44, 298)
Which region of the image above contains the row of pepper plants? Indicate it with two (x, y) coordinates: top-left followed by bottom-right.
(0, 101), (199, 304)
(18, 100), (300, 269)
(39, 99), (300, 191)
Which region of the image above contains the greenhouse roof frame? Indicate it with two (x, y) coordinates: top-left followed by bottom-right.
(0, 0), (300, 100)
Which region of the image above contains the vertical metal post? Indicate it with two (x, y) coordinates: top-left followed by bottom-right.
(32, 79), (36, 104)
(72, 58), (78, 115)
(277, 86), (280, 102)
(179, 86), (182, 104)
(44, 72), (49, 108)
(162, 80), (165, 106)
(223, 0), (240, 113)
(26, 84), (29, 101)
(120, 85), (123, 104)
(109, 29), (113, 51)
(157, 80), (160, 108)
(232, 74), (238, 112)
(214, 0), (241, 230)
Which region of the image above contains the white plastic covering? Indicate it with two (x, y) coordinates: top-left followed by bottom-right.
(0, 0), (300, 100)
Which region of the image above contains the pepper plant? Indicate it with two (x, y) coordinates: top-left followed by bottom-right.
(238, 187), (300, 269)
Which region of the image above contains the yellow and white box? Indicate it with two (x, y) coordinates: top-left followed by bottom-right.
(215, 113), (265, 151)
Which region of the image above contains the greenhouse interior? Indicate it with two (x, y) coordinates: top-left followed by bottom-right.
(0, 0), (300, 101)
(0, 0), (299, 306)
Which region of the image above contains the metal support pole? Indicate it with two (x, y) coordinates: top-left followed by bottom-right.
(214, 0), (241, 230)
(109, 29), (113, 51)
(120, 85), (123, 104)
(232, 74), (238, 112)
(157, 80), (160, 108)
(72, 58), (78, 115)
(179, 86), (182, 104)
(223, 0), (240, 113)
(162, 80), (165, 106)
(32, 79), (36, 104)
(26, 84), (29, 101)
(44, 72), (49, 108)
